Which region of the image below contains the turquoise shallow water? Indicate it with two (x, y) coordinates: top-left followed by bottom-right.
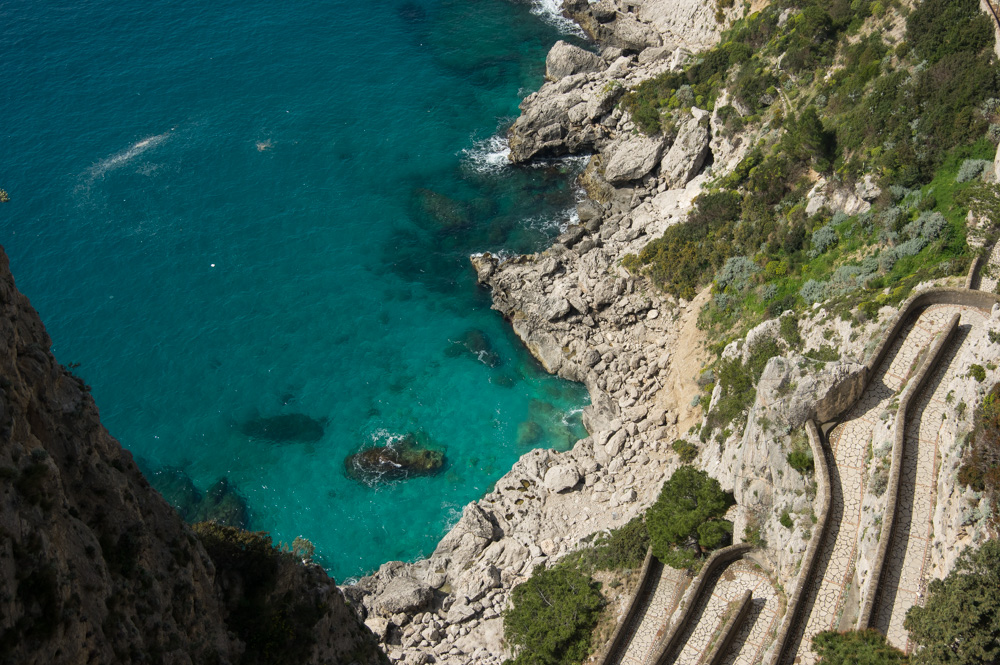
(1, 0), (590, 578)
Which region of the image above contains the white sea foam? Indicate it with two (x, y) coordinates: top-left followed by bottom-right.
(523, 205), (580, 235)
(562, 407), (585, 425)
(461, 134), (511, 175)
(529, 0), (586, 37)
(88, 132), (170, 179)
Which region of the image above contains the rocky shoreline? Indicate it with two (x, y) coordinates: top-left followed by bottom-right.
(344, 2), (999, 663)
(343, 3), (743, 663)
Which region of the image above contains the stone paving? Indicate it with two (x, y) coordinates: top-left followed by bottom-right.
(780, 305), (960, 665)
(612, 560), (688, 665)
(664, 560), (781, 665)
(979, 242), (1000, 293)
(606, 303), (991, 665)
(872, 309), (987, 652)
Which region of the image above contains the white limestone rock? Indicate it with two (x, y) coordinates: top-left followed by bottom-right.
(546, 40), (605, 81)
(660, 109), (710, 189)
(603, 133), (669, 183)
(544, 464), (582, 493)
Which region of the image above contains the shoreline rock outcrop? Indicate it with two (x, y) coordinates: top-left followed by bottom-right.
(345, 433), (446, 483)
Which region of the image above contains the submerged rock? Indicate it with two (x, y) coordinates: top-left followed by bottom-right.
(145, 463), (250, 529)
(397, 1), (426, 23)
(517, 419), (544, 447)
(146, 465), (202, 521)
(413, 188), (471, 230)
(241, 413), (325, 443)
(345, 433), (445, 483)
(192, 478), (250, 529)
(444, 328), (501, 367)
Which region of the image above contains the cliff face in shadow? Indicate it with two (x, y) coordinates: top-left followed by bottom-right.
(0, 246), (384, 665)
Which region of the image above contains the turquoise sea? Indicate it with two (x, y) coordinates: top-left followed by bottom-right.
(1, 0), (591, 579)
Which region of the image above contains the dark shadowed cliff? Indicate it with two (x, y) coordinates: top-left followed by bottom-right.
(0, 246), (385, 665)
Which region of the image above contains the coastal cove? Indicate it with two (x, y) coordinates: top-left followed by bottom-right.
(1, 0), (592, 579)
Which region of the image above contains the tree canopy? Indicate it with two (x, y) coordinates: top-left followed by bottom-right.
(503, 564), (603, 665)
(904, 539), (1000, 665)
(813, 629), (908, 665)
(645, 466), (732, 569)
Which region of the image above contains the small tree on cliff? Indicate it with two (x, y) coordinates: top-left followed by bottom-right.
(904, 539), (1000, 665)
(503, 563), (603, 665)
(645, 466), (733, 570)
(812, 629), (907, 665)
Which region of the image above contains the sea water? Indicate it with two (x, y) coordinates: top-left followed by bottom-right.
(1, 0), (591, 578)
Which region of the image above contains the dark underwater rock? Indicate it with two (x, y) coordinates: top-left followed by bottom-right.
(241, 413), (325, 442)
(444, 328), (501, 367)
(147, 465), (202, 521)
(398, 1), (426, 23)
(345, 433), (445, 483)
(192, 478), (250, 529)
(414, 188), (472, 230)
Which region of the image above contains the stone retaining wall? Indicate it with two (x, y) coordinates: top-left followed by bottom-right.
(706, 590), (753, 665)
(866, 289), (1000, 376)
(595, 548), (658, 665)
(857, 312), (960, 627)
(649, 543), (752, 665)
(765, 419), (832, 665)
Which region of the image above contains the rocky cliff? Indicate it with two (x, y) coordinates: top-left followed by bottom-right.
(0, 247), (385, 665)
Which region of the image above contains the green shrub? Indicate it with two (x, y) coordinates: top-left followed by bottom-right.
(787, 430), (815, 475)
(779, 511), (794, 529)
(672, 439), (699, 463)
(805, 345), (840, 362)
(780, 315), (802, 348)
(646, 466), (733, 570)
(906, 0), (993, 65)
(969, 364), (987, 382)
(812, 629), (907, 664)
(956, 159), (992, 183)
(787, 449), (815, 475)
(706, 339), (782, 432)
(904, 540), (1000, 664)
(573, 517), (650, 572)
(504, 564), (604, 665)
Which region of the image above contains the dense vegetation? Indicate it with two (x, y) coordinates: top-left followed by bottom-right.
(646, 466), (733, 569)
(904, 539), (1000, 664)
(813, 629), (908, 665)
(503, 564), (604, 665)
(958, 382), (1000, 525)
(621, 0), (1000, 434)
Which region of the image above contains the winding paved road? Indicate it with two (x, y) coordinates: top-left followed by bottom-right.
(611, 561), (687, 665)
(780, 304), (959, 664)
(872, 308), (987, 652)
(664, 559), (781, 665)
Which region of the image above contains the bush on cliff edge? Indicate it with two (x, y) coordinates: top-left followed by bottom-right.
(503, 564), (603, 665)
(646, 466), (733, 570)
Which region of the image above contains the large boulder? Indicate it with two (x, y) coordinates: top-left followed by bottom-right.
(432, 503), (498, 569)
(543, 464), (581, 492)
(756, 355), (867, 427)
(374, 576), (433, 616)
(507, 84), (607, 162)
(546, 40), (604, 80)
(604, 133), (669, 183)
(660, 108), (711, 189)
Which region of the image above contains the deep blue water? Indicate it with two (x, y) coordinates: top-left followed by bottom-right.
(1, 0), (590, 579)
